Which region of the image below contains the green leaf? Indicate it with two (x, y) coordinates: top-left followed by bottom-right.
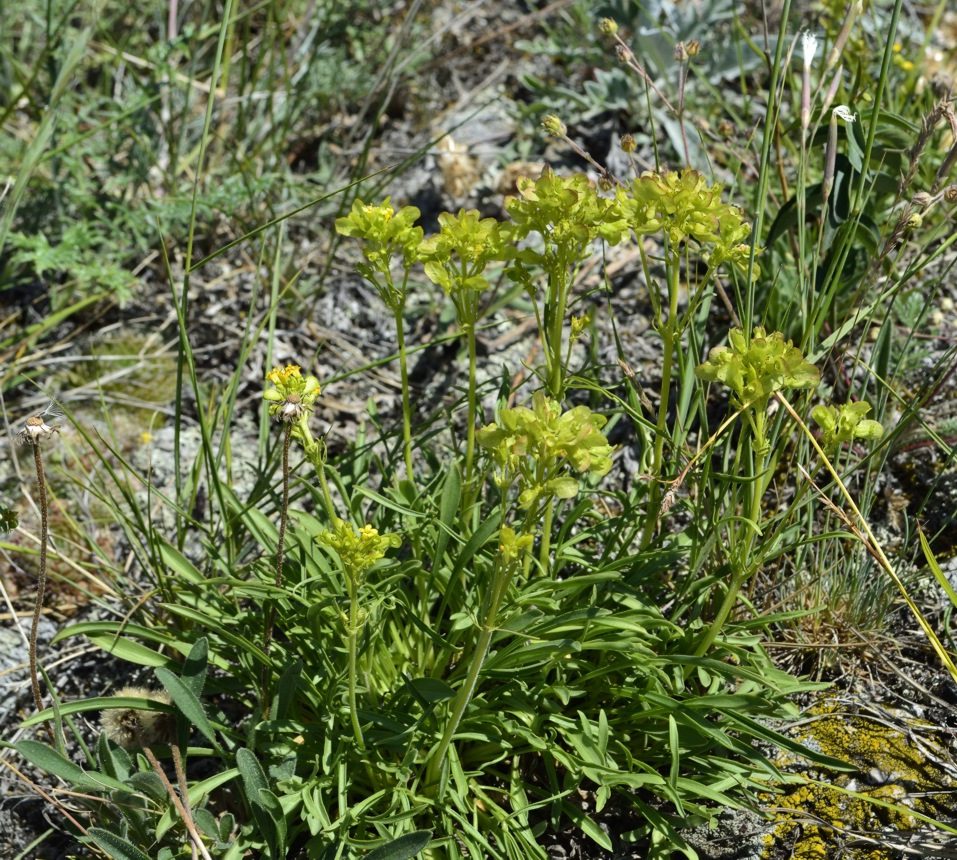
(181, 637), (209, 698)
(20, 694), (172, 729)
(85, 635), (175, 668)
(365, 830), (433, 860)
(157, 539), (204, 585)
(237, 748), (280, 858)
(434, 463), (461, 564)
(354, 485), (425, 518)
(561, 801), (612, 850)
(258, 788), (287, 858)
(15, 741), (126, 792)
(87, 828), (152, 860)
(154, 667), (219, 749)
(96, 731), (131, 781)
(920, 527), (957, 609)
(405, 677), (455, 704)
(160, 603), (271, 665)
(272, 659), (302, 721)
(0, 506), (18, 532)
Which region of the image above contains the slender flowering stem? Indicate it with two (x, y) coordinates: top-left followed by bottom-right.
(394, 306), (416, 482)
(262, 423), (292, 699)
(346, 576), (365, 750)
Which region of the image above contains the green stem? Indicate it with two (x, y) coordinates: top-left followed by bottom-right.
(261, 424), (292, 704)
(464, 322), (478, 493)
(299, 419), (337, 523)
(394, 307), (415, 482)
(538, 499), (554, 575)
(546, 269), (569, 399)
(693, 420), (769, 657)
(425, 553), (513, 793)
(641, 260), (681, 547)
(347, 577), (365, 750)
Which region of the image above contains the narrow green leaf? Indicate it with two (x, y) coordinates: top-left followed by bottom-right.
(405, 677), (455, 704)
(365, 830), (433, 860)
(561, 801), (612, 850)
(237, 748), (278, 857)
(154, 667), (219, 749)
(181, 637), (209, 698)
(434, 464), (461, 564)
(258, 788), (287, 858)
(86, 634), (174, 668)
(15, 741), (125, 792)
(157, 539), (205, 585)
(87, 828), (152, 860)
(272, 659), (302, 720)
(160, 603), (270, 665)
(920, 527), (957, 609)
(21, 694), (172, 729)
(354, 485), (425, 518)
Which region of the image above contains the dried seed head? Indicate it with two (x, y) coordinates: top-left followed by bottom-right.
(616, 44), (634, 64)
(833, 104), (856, 123)
(912, 191), (935, 208)
(674, 41), (689, 62)
(18, 415), (58, 446)
(101, 687), (174, 750)
(944, 184), (957, 203)
(801, 31), (818, 71)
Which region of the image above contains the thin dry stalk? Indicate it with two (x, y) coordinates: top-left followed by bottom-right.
(22, 417), (53, 713)
(143, 746), (212, 860)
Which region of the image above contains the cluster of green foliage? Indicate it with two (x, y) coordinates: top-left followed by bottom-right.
(7, 0), (957, 858)
(14, 162), (909, 857)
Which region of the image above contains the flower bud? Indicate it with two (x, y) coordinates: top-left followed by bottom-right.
(598, 17), (618, 36)
(541, 114), (567, 137)
(620, 134), (637, 152)
(686, 39), (700, 57)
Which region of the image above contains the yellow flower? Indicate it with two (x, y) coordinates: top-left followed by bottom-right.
(263, 364), (321, 422)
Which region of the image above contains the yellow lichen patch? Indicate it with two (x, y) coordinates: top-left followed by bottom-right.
(760, 698), (954, 859)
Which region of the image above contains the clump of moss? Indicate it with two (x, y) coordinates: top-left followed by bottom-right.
(761, 698), (954, 859)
